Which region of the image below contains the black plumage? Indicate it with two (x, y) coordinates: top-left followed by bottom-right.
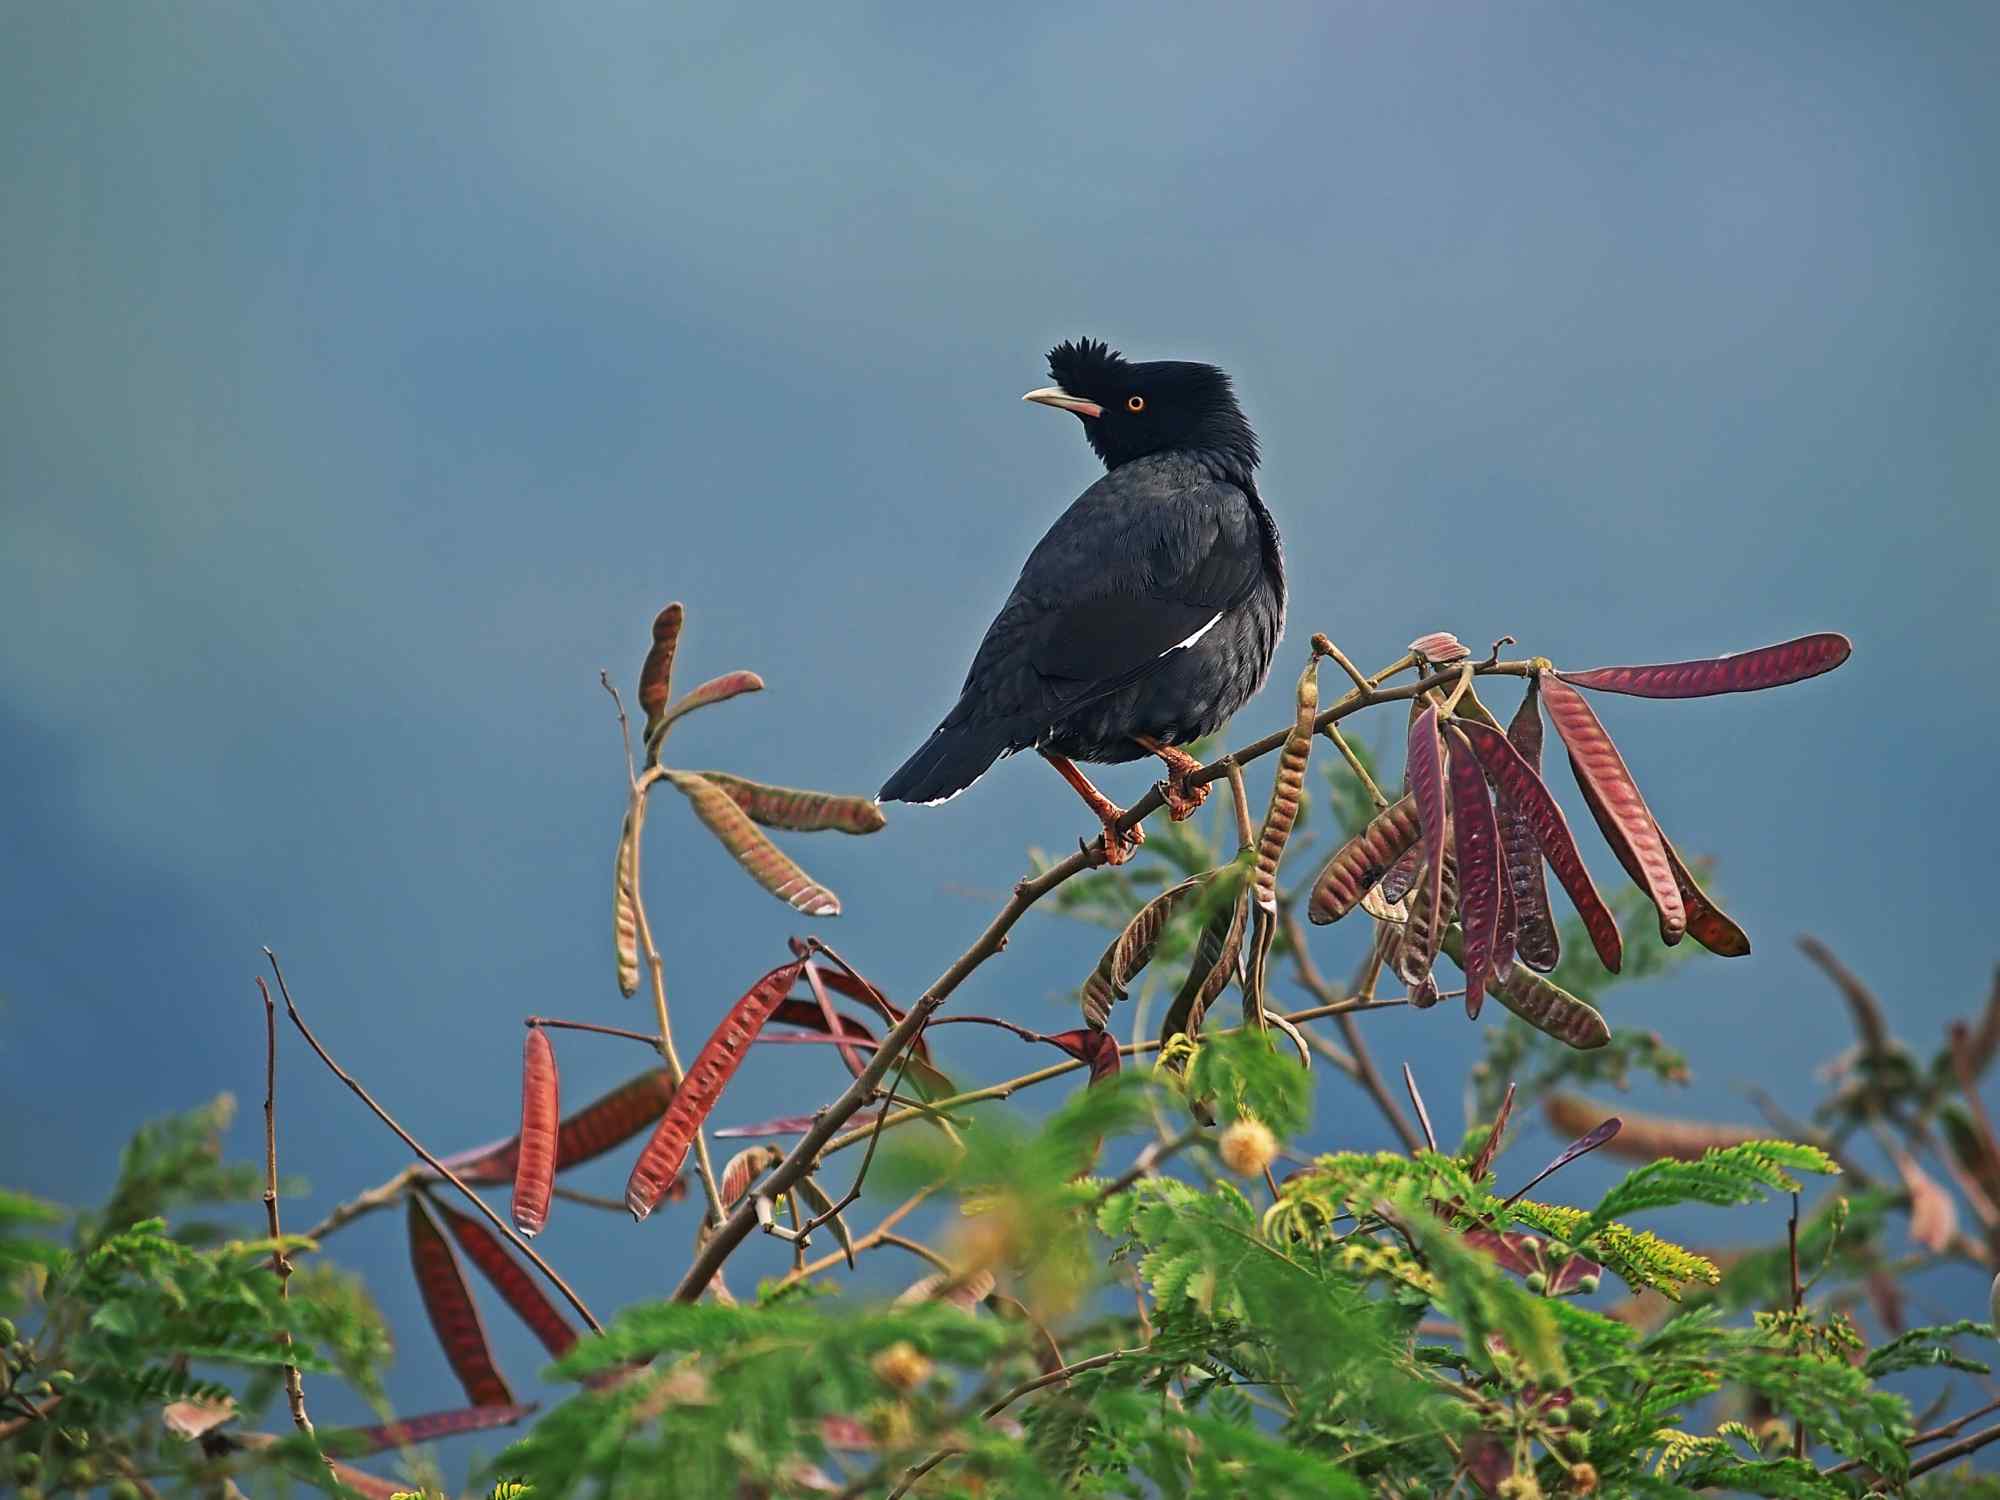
(880, 338), (1285, 858)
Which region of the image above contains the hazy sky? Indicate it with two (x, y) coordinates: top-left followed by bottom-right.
(3, 0), (1995, 1479)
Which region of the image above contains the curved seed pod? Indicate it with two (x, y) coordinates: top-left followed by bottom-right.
(1267, 1011), (1313, 1070)
(895, 1266), (999, 1313)
(1044, 1027), (1123, 1084)
(1379, 844), (1424, 905)
(511, 1027), (559, 1238)
(447, 1068), (679, 1184)
(1079, 873), (1207, 1028)
(1446, 718), (1623, 976)
(1253, 655), (1321, 912)
(1556, 632), (1851, 699)
(1403, 706), (1447, 982)
(1307, 796), (1421, 924)
(613, 809), (641, 998)
(323, 1404), (539, 1457)
(796, 1175), (855, 1269)
(666, 771), (840, 917)
(694, 771), (886, 835)
(1496, 681), (1559, 972)
(1444, 726), (1502, 1018)
(406, 1197), (514, 1407)
(653, 670), (766, 740)
(1443, 928), (1609, 1049)
(1400, 836), (1455, 987)
(719, 1144), (785, 1206)
(1159, 878), (1249, 1046)
(435, 1202), (578, 1358)
(637, 602), (685, 736)
(1660, 835), (1750, 958)
(1242, 901), (1278, 1027)
(1540, 676), (1685, 943)
(626, 959), (807, 1220)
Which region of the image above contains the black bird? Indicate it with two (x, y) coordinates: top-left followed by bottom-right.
(879, 338), (1285, 863)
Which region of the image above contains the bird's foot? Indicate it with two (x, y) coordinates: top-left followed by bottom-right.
(1138, 738), (1210, 823)
(1085, 814), (1146, 867)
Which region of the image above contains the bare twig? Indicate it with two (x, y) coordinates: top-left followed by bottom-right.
(1906, 1419), (2000, 1478)
(264, 949), (603, 1333)
(301, 1163), (426, 1243)
(255, 979), (328, 1474)
(1790, 1190), (1804, 1460)
(524, 1015), (662, 1050)
(1225, 756), (1254, 848)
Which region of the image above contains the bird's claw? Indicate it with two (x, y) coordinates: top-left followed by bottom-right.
(1157, 773), (1210, 823)
(1090, 818), (1145, 866)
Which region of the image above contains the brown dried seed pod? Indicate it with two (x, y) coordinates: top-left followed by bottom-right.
(406, 1197), (514, 1408)
(436, 1201), (577, 1357)
(1253, 656), (1321, 913)
(637, 602), (685, 735)
(1543, 1093), (1764, 1161)
(1159, 876), (1249, 1047)
(510, 1027), (559, 1238)
(1539, 675), (1685, 943)
(1497, 680), (1559, 972)
(651, 671), (765, 742)
(694, 771), (886, 835)
(719, 1145), (784, 1206)
(626, 960), (807, 1219)
(613, 808), (642, 997)
(1079, 873), (1208, 1028)
(1401, 706), (1448, 983)
(1443, 928), (1608, 1050)
(666, 770), (840, 917)
(1307, 796), (1422, 924)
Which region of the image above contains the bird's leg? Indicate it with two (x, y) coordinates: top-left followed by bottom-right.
(1038, 750), (1145, 866)
(1136, 736), (1210, 823)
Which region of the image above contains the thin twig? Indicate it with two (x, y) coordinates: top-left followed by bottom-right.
(767, 1189), (940, 1292)
(264, 949), (603, 1333)
(525, 1016), (662, 1050)
(1790, 1190), (1804, 1460)
(1906, 1419), (2000, 1478)
(301, 1163), (426, 1243)
(1225, 757), (1255, 848)
(255, 979), (329, 1474)
(1828, 1393), (2000, 1477)
(1321, 722), (1389, 811)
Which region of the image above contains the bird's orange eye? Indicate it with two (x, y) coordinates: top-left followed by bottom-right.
(1127, 395), (1145, 412)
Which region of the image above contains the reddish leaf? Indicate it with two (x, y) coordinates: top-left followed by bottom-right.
(626, 960), (807, 1219)
(1461, 1228), (1601, 1296)
(1401, 705), (1447, 984)
(1445, 726), (1502, 1018)
(1504, 1118), (1623, 1205)
(695, 771), (886, 835)
(1447, 717), (1623, 975)
(1044, 1028), (1123, 1084)
(667, 771), (840, 916)
(1470, 1081), (1517, 1181)
(511, 1027), (559, 1238)
(637, 602), (684, 734)
(1497, 681), (1559, 972)
(1556, 632), (1851, 699)
(446, 1068), (678, 1184)
(322, 1404), (538, 1458)
(433, 1202), (578, 1359)
(1539, 675), (1685, 943)
(406, 1197), (513, 1407)
(1306, 795), (1422, 924)
(655, 670), (766, 736)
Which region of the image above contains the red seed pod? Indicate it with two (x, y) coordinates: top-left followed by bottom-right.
(1555, 632), (1851, 699)
(1402, 706), (1448, 982)
(694, 771), (886, 834)
(626, 960), (807, 1220)
(436, 1202), (578, 1357)
(511, 1027), (559, 1238)
(445, 1067), (679, 1185)
(1379, 843), (1424, 905)
(719, 1144), (785, 1206)
(637, 602), (684, 735)
(1492, 838), (1518, 981)
(328, 1404), (538, 1458)
(1401, 839), (1457, 989)
(1307, 795), (1422, 924)
(1661, 836), (1751, 958)
(1540, 674), (1685, 943)
(1497, 681), (1560, 972)
(1444, 725), (1503, 1018)
(406, 1197), (514, 1408)
(1443, 928), (1610, 1050)
(1408, 631), (1470, 664)
(652, 670), (766, 740)
(1448, 717), (1624, 976)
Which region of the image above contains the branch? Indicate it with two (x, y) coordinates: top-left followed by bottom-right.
(301, 1164), (426, 1243)
(255, 979), (329, 1475)
(264, 949), (604, 1334)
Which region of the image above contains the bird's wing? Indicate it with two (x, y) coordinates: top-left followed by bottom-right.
(949, 464), (1265, 729)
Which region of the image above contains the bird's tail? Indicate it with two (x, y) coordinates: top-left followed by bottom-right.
(878, 720), (1018, 807)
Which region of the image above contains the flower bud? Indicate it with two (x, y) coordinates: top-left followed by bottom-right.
(1218, 1118), (1278, 1177)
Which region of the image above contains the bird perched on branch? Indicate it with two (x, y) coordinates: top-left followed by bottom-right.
(880, 338), (1285, 864)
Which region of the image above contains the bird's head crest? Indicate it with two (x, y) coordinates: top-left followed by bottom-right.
(1034, 336), (1258, 477)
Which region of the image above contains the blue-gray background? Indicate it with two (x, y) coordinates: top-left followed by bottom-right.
(4, 0), (1995, 1482)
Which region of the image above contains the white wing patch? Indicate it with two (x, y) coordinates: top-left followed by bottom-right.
(1164, 612), (1223, 655)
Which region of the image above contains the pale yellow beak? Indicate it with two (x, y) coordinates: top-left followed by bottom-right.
(1022, 386), (1103, 419)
